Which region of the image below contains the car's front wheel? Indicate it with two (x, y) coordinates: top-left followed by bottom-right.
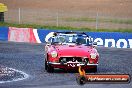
(91, 66), (97, 72)
(45, 60), (54, 73)
(45, 60), (47, 70)
(47, 64), (54, 73)
(86, 66), (97, 73)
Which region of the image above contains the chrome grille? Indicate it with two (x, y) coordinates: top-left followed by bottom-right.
(59, 57), (83, 62)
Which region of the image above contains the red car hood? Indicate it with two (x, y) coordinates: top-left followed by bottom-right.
(54, 45), (97, 57)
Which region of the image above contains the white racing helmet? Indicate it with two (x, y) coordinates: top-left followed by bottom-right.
(45, 32), (56, 42)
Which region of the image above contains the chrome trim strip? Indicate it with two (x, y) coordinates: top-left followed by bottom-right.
(59, 56), (88, 58)
(48, 62), (98, 66)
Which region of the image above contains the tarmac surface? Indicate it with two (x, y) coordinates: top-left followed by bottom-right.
(0, 41), (132, 88)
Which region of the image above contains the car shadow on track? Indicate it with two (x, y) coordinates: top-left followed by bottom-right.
(43, 69), (97, 74)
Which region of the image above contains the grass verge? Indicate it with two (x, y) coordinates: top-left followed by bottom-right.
(0, 22), (132, 33)
(63, 17), (132, 24)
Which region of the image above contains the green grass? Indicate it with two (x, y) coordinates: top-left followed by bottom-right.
(64, 17), (96, 22)
(63, 17), (132, 24)
(0, 22), (132, 33)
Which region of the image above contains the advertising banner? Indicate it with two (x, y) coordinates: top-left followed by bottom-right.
(0, 26), (8, 41)
(8, 27), (37, 43)
(0, 26), (131, 48)
(36, 29), (132, 48)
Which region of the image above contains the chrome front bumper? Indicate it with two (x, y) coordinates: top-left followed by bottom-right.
(48, 62), (98, 66)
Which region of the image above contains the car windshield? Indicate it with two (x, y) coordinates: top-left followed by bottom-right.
(51, 34), (90, 45)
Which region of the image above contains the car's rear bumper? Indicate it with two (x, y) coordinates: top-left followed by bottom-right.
(48, 62), (98, 70)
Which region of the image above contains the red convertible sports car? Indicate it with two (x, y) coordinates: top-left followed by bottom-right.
(45, 32), (99, 73)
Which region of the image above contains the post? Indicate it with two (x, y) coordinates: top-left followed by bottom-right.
(0, 3), (8, 22)
(0, 12), (4, 22)
(18, 8), (21, 24)
(96, 12), (98, 30)
(56, 12), (59, 27)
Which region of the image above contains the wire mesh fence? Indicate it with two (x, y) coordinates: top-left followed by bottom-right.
(4, 8), (132, 30)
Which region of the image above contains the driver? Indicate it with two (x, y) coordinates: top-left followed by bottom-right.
(76, 37), (86, 45)
(45, 32), (57, 42)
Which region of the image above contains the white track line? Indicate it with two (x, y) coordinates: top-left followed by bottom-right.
(33, 29), (41, 43)
(0, 67), (29, 83)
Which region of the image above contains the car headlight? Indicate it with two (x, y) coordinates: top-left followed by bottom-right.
(90, 53), (97, 59)
(51, 51), (58, 58)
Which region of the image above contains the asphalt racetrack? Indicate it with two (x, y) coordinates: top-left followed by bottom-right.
(0, 41), (132, 88)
